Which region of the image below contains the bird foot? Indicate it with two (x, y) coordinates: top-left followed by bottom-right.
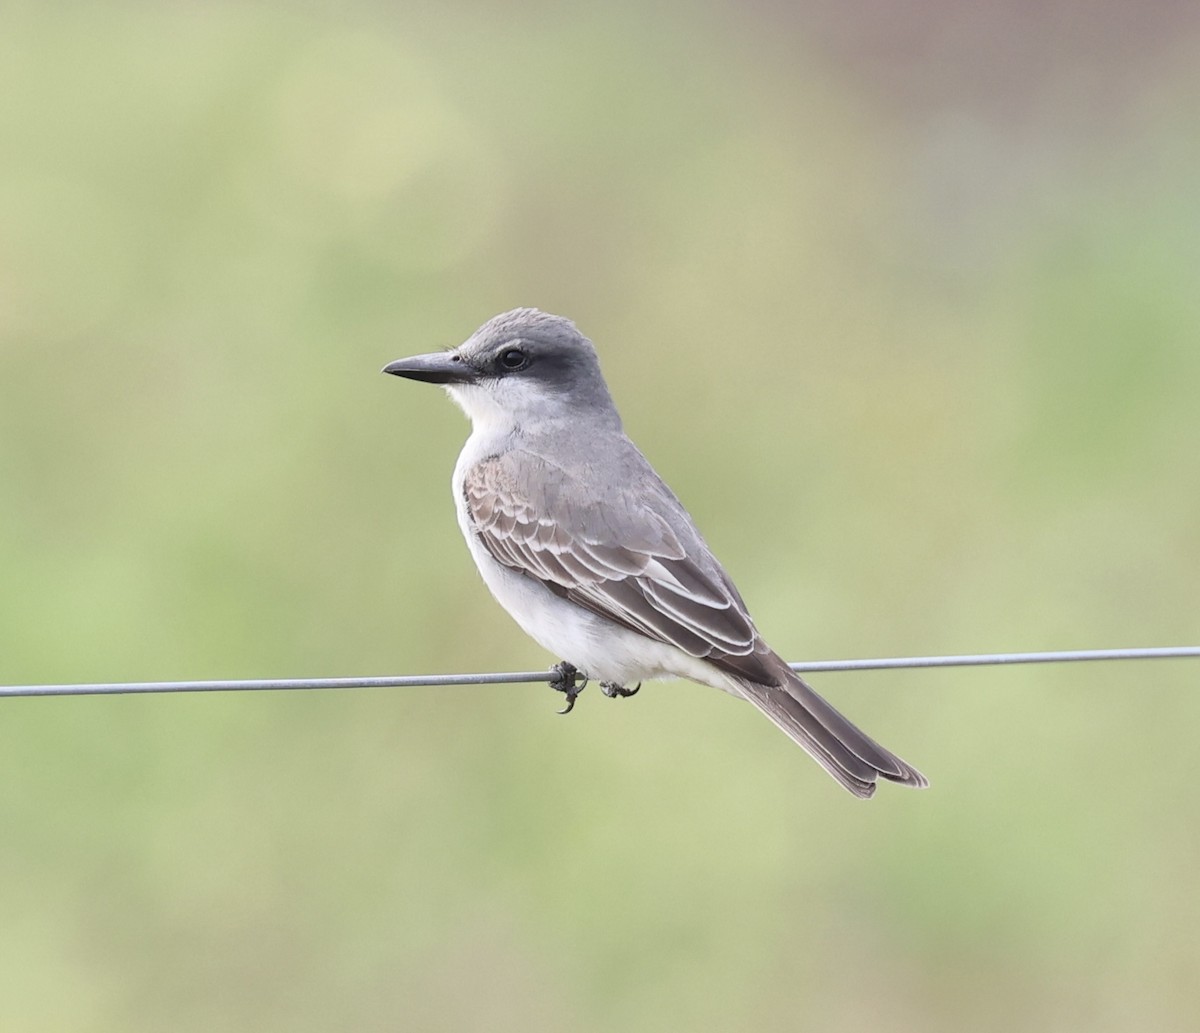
(600, 681), (641, 699)
(549, 662), (588, 714)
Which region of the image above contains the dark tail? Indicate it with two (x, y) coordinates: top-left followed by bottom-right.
(734, 664), (928, 799)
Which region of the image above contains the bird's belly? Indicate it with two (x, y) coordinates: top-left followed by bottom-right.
(460, 529), (730, 690)
(468, 535), (640, 677)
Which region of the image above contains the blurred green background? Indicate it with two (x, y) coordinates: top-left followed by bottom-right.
(2, 1), (1199, 1030)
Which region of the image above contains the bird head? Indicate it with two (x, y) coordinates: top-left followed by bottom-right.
(383, 308), (618, 434)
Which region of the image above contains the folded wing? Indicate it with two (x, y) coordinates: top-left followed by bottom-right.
(462, 451), (780, 684)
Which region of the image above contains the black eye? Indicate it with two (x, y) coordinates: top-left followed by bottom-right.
(497, 348), (529, 371)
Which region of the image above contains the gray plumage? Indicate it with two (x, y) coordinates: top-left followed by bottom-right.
(383, 308), (927, 798)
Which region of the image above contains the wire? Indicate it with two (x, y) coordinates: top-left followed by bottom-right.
(791, 646), (1200, 672)
(1, 646), (1197, 699)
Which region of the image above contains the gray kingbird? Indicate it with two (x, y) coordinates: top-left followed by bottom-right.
(383, 308), (927, 798)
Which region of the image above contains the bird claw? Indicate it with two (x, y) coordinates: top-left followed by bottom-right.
(549, 661), (588, 714)
(600, 681), (640, 699)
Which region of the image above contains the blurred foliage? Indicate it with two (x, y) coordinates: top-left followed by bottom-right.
(1, 2), (1198, 1031)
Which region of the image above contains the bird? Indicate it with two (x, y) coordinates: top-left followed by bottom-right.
(383, 309), (927, 798)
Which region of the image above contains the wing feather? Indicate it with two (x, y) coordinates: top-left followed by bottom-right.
(463, 452), (779, 685)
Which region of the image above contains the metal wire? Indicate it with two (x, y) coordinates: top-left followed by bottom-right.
(2, 646), (1197, 699)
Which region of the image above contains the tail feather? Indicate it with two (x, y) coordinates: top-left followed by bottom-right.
(734, 666), (928, 799)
